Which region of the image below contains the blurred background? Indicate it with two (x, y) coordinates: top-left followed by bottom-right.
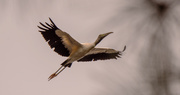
(1, 0), (180, 95)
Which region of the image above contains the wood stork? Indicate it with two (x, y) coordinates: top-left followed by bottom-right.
(38, 18), (126, 81)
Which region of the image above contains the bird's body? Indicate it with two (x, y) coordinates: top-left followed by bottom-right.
(70, 43), (95, 61)
(63, 43), (95, 66)
(38, 18), (126, 81)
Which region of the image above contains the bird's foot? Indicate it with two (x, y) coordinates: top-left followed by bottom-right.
(48, 73), (57, 81)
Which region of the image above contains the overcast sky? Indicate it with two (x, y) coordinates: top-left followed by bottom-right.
(1, 0), (180, 95)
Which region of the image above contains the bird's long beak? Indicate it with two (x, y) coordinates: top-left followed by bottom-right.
(100, 32), (113, 38)
(103, 32), (113, 36)
(95, 32), (113, 45)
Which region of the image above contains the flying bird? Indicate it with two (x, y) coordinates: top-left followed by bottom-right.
(38, 18), (126, 81)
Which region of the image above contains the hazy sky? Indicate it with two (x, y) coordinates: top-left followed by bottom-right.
(0, 0), (128, 95)
(1, 0), (180, 95)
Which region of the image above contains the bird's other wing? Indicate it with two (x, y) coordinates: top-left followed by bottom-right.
(38, 18), (82, 57)
(77, 46), (126, 62)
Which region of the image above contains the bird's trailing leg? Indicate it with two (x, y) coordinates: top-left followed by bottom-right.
(48, 65), (66, 81)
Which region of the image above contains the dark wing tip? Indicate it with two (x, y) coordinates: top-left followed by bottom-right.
(37, 18), (70, 57)
(122, 45), (126, 52)
(37, 25), (47, 31)
(49, 17), (53, 22)
(38, 17), (59, 31)
(48, 17), (58, 28)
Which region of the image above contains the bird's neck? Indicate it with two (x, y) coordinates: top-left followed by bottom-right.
(94, 36), (103, 46)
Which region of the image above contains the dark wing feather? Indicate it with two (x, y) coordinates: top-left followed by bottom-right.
(38, 18), (70, 57)
(78, 46), (126, 62)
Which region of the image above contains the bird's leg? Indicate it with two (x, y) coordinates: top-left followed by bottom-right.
(56, 66), (66, 76)
(48, 65), (66, 81)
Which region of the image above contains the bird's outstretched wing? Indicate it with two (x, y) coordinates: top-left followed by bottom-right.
(78, 46), (126, 62)
(38, 18), (82, 57)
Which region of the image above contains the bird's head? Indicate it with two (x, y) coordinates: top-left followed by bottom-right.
(99, 32), (113, 39)
(95, 32), (113, 45)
